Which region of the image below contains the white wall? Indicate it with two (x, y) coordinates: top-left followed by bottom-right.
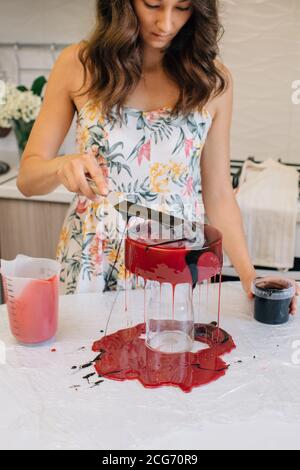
(221, 0), (300, 164)
(0, 0), (95, 44)
(0, 0), (299, 163)
(0, 0), (95, 155)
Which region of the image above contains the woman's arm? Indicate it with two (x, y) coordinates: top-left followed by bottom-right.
(17, 45), (77, 196)
(201, 65), (257, 296)
(17, 44), (107, 199)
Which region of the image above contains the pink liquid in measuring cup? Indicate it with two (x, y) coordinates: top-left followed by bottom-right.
(4, 275), (59, 344)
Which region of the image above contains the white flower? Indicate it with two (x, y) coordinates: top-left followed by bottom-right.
(0, 82), (42, 128)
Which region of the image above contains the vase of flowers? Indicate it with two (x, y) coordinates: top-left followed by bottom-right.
(13, 119), (35, 155)
(0, 127), (11, 138)
(0, 76), (47, 156)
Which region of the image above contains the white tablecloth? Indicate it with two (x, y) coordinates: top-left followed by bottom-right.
(0, 282), (299, 450)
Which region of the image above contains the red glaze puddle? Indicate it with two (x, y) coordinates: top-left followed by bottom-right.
(92, 322), (235, 393)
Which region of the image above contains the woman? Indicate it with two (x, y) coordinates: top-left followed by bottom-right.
(17, 0), (299, 312)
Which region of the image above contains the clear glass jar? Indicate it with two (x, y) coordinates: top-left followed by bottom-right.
(125, 216), (223, 354)
(146, 282), (194, 354)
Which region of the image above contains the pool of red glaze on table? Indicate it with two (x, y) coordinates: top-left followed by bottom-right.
(93, 322), (235, 393)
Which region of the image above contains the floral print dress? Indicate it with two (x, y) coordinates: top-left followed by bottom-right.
(56, 101), (212, 295)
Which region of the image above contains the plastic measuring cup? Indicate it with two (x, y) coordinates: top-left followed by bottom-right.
(0, 255), (61, 344)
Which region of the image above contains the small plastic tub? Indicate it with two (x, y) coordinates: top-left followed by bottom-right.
(252, 277), (295, 325)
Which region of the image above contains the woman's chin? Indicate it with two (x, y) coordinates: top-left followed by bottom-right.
(144, 40), (170, 51)
(141, 33), (172, 49)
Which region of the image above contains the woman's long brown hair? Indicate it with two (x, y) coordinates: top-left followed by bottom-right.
(78, 0), (227, 121)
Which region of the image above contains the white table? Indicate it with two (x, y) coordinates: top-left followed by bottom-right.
(0, 282), (299, 450)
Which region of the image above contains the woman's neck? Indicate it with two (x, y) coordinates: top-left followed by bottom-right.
(142, 43), (165, 74)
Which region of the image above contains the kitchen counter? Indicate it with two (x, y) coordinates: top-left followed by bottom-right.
(2, 173), (300, 219)
(1, 151), (300, 215)
(1, 151), (300, 269)
(0, 175), (74, 204)
(0, 151), (74, 204)
(0, 282), (299, 450)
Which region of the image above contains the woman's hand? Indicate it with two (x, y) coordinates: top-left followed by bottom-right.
(56, 153), (108, 201)
(289, 281), (300, 314)
(241, 274), (300, 315)
(240, 272), (257, 301)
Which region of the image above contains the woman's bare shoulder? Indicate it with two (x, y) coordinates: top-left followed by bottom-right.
(54, 43), (90, 103)
(205, 60), (233, 119)
(56, 42), (86, 68)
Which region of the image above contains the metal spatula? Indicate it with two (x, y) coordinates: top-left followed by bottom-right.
(87, 176), (200, 246)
